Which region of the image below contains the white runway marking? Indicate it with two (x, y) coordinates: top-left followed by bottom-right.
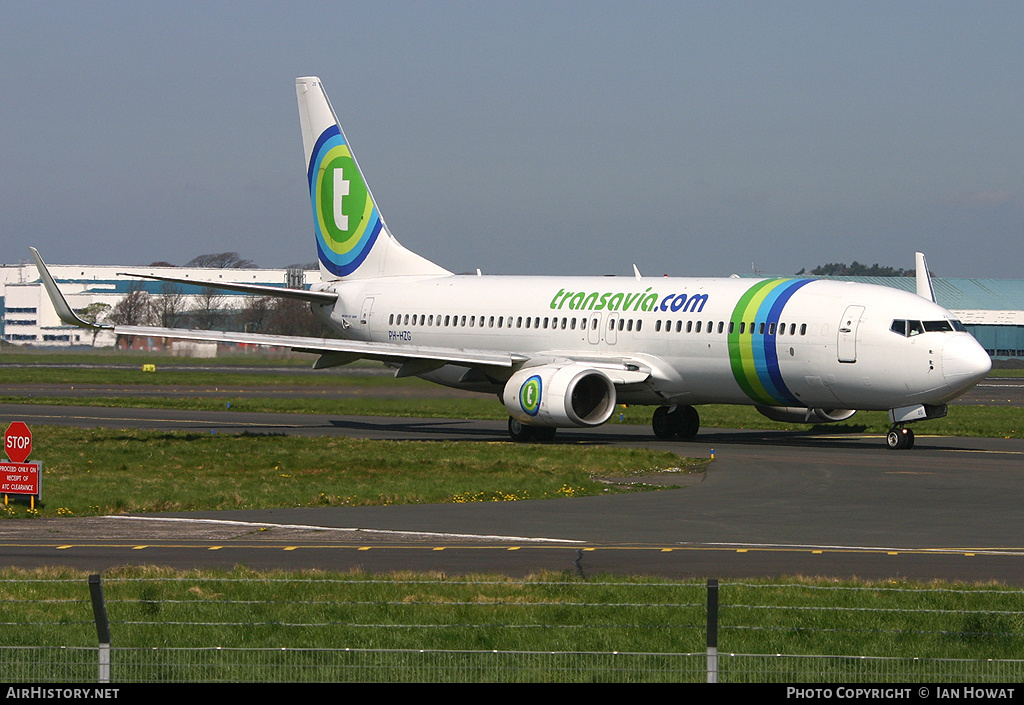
(103, 515), (583, 544)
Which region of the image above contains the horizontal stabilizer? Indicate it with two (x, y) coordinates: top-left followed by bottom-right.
(116, 271), (338, 304)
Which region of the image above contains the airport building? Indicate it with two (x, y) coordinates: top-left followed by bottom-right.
(0, 261), (321, 352)
(2, 262), (1022, 359)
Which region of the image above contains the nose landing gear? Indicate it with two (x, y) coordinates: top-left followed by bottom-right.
(652, 405), (700, 439)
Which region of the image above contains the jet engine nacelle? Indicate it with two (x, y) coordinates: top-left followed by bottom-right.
(503, 364), (617, 428)
(755, 405), (857, 424)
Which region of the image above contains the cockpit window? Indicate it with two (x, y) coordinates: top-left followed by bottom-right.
(891, 319), (964, 337)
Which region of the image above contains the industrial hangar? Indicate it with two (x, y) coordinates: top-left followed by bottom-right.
(1, 260), (1022, 360)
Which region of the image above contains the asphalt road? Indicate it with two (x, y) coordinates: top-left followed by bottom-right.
(2, 401), (1023, 584)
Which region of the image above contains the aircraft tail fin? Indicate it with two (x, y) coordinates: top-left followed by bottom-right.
(296, 76), (450, 282)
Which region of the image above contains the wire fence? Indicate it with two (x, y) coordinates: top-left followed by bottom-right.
(2, 572), (1024, 683)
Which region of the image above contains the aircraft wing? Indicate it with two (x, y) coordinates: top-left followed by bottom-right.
(31, 248), (649, 377)
(110, 324), (527, 368)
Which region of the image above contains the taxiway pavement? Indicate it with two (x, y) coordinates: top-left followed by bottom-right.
(1, 402), (1022, 583)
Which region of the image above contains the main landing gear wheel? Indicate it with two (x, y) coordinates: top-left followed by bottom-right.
(652, 405), (700, 439)
(508, 417), (557, 443)
(886, 427), (915, 450)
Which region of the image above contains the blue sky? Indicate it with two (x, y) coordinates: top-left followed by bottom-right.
(2, 1), (1021, 278)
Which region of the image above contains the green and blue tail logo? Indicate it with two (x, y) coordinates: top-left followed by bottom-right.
(308, 125), (381, 277)
(728, 279), (813, 406)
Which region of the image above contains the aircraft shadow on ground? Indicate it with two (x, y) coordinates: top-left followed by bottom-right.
(324, 416), (935, 452)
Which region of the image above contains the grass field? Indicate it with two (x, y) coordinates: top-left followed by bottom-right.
(0, 426), (701, 519)
(3, 566), (1023, 666)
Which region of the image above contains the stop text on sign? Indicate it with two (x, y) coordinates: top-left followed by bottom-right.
(4, 422), (32, 463)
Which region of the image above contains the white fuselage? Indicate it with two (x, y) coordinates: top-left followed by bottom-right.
(313, 274), (990, 412)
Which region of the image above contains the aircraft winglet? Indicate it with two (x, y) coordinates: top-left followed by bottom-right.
(915, 252), (936, 303)
(29, 248), (109, 330)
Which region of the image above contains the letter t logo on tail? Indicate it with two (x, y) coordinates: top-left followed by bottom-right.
(333, 167), (350, 231)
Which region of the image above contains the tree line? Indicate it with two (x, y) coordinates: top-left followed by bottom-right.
(796, 261), (929, 277)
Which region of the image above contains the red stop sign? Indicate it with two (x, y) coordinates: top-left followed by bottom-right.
(5, 422), (32, 463)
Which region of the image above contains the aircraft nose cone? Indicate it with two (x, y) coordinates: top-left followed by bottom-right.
(942, 334), (991, 393)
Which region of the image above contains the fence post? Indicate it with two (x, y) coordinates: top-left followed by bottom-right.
(706, 578), (718, 683)
(88, 574), (111, 683)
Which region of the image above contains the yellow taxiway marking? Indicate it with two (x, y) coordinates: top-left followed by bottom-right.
(8, 541), (1024, 557)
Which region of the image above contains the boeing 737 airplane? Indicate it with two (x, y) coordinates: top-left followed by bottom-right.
(31, 76), (992, 450)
